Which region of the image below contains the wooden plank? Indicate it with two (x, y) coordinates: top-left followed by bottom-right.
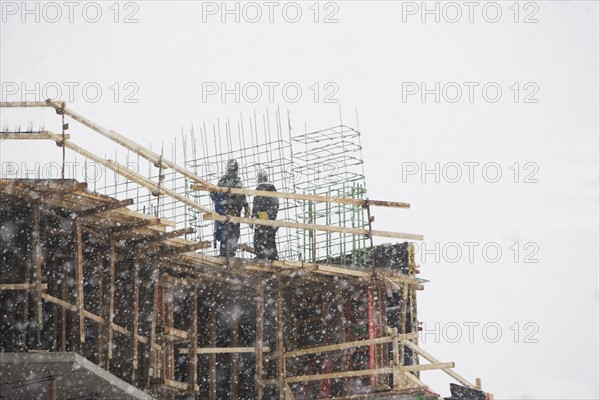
(178, 253), (424, 287)
(45, 132), (422, 241)
(391, 328), (401, 390)
(108, 219), (161, 234)
(178, 346), (272, 354)
(209, 291), (217, 400)
(284, 333), (417, 358)
(204, 212), (423, 241)
(276, 282), (285, 400)
(132, 249), (140, 379)
(32, 201), (43, 346)
(60, 236), (68, 352)
(112, 323), (129, 336)
(75, 219), (85, 345)
(0, 132), (71, 140)
(255, 284), (265, 400)
(107, 236), (116, 364)
(41, 294), (105, 325)
(98, 247), (106, 367)
(83, 310), (104, 324)
(43, 99), (213, 186)
(148, 264), (160, 382)
(0, 283), (48, 290)
(41, 292), (76, 312)
(189, 289), (198, 391)
(402, 370), (427, 388)
(40, 134), (214, 217)
(163, 378), (190, 391)
(77, 198), (134, 217)
(124, 227), (194, 246)
(402, 341), (476, 389)
(0, 101), (52, 108)
(400, 362), (455, 372)
(231, 298), (239, 400)
(164, 327), (189, 341)
(154, 241), (211, 257)
(285, 367), (393, 384)
(191, 183), (411, 209)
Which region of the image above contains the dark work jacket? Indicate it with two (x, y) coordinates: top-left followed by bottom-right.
(252, 182), (279, 220)
(210, 172), (248, 216)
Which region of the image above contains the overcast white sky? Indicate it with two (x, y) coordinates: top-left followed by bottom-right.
(1, 1), (599, 398)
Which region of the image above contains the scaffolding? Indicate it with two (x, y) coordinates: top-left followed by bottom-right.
(0, 101), (490, 400)
(92, 111), (368, 264)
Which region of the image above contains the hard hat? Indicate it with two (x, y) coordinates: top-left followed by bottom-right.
(257, 169), (269, 183)
(226, 159), (238, 172)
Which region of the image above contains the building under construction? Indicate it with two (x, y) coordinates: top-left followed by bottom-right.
(0, 101), (492, 400)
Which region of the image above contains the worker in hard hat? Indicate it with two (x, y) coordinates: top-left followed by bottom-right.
(251, 169), (279, 260)
(210, 159), (250, 257)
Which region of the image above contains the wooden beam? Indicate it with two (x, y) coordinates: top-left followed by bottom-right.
(276, 282), (285, 400)
(231, 298), (239, 400)
(402, 370), (428, 388)
(164, 327), (190, 341)
(191, 183), (411, 209)
(132, 248), (140, 381)
(0, 132), (70, 140)
(155, 241), (211, 257)
(0, 283), (48, 290)
(178, 252), (425, 287)
(0, 101), (52, 108)
(41, 292), (76, 312)
(40, 133), (215, 217)
(124, 227), (194, 246)
(255, 284), (265, 400)
(43, 100), (213, 186)
(285, 367), (393, 384)
(98, 246), (106, 367)
(189, 289), (198, 391)
(32, 201), (43, 347)
(179, 346), (271, 354)
(283, 333), (418, 359)
(75, 219), (85, 345)
(77, 198), (134, 217)
(402, 340), (477, 389)
(111, 219), (161, 234)
(391, 328), (401, 390)
(148, 264), (160, 383)
(107, 236), (116, 366)
(209, 291), (217, 400)
(400, 362), (455, 372)
(44, 132), (423, 241)
(203, 212), (423, 241)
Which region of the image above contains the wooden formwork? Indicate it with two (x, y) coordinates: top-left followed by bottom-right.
(0, 179), (470, 399)
(0, 101), (489, 399)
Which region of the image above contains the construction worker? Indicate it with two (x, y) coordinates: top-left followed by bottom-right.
(210, 159), (250, 257)
(251, 169), (279, 260)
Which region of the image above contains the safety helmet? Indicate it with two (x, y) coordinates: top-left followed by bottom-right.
(226, 159), (238, 173)
(257, 169), (269, 183)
